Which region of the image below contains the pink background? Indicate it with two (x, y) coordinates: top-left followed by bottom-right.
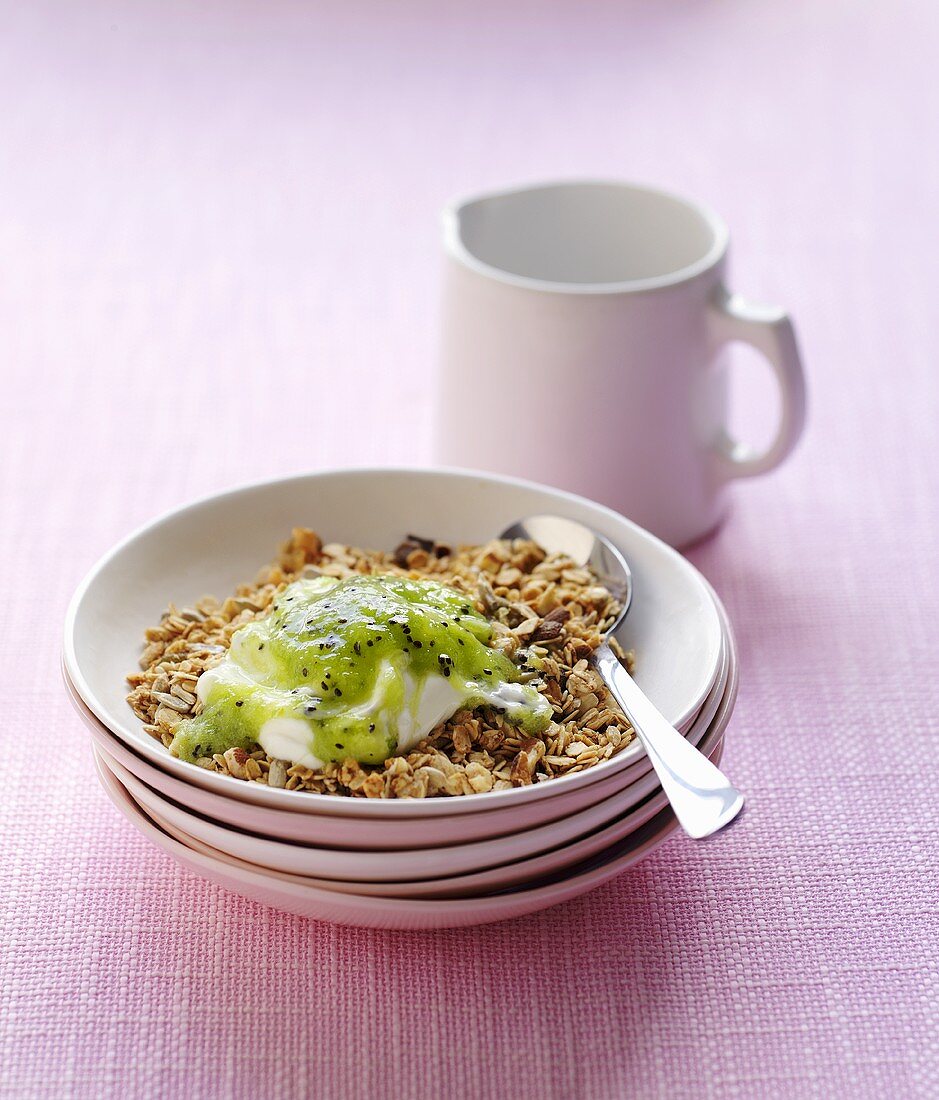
(2, 1), (938, 1096)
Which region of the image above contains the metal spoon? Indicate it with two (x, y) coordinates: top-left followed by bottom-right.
(501, 515), (744, 838)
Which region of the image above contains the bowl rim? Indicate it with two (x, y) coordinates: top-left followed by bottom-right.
(87, 629), (738, 919)
(64, 465), (728, 816)
(94, 731), (725, 898)
(121, 760), (678, 896)
(95, 750), (687, 925)
(97, 735), (714, 881)
(69, 675), (706, 845)
(89, 623), (726, 860)
(93, 736), (733, 927)
(63, 635), (722, 822)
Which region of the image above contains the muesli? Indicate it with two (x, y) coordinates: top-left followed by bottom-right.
(126, 529), (635, 798)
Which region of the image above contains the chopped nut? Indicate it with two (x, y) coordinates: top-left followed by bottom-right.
(392, 772), (429, 799)
(577, 691), (600, 717)
(393, 534), (435, 567)
(268, 760), (288, 788)
(361, 773), (385, 798)
(534, 583), (559, 615)
(510, 737), (545, 786)
(531, 618), (565, 643)
(465, 762), (494, 793)
(511, 616), (539, 639)
(478, 728), (505, 752)
(430, 753), (457, 776)
(416, 766), (449, 794)
(223, 747), (251, 779)
(152, 691), (191, 712)
(385, 756), (411, 777)
(543, 606), (571, 625)
(444, 771), (473, 796)
(154, 704), (185, 729)
(566, 740), (592, 758)
(451, 725), (473, 755)
(169, 683), (197, 706)
(405, 548), (430, 569)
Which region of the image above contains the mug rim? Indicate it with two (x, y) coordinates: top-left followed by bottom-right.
(442, 178), (730, 295)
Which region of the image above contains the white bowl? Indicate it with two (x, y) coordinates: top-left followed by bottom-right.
(98, 744), (698, 882)
(91, 611), (737, 903)
(68, 605), (728, 850)
(96, 695), (725, 882)
(64, 467), (724, 818)
(94, 745), (729, 929)
(137, 781), (681, 899)
(101, 725), (730, 900)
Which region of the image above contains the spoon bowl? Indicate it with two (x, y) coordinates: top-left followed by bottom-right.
(501, 514), (744, 839)
(501, 514), (634, 631)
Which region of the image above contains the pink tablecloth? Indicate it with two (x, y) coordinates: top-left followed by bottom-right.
(2, 1), (937, 1096)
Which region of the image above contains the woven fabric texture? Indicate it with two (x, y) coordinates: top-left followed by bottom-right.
(1, 2), (937, 1097)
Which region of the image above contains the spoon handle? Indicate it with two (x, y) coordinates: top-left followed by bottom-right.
(593, 640), (745, 839)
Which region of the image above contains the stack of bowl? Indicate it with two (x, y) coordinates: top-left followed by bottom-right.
(63, 469), (739, 930)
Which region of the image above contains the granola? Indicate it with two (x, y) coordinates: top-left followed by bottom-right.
(125, 529), (636, 798)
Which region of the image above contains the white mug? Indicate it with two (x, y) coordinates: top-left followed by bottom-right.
(434, 180), (806, 547)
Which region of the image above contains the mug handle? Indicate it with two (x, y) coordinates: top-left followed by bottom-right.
(708, 288), (807, 479)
